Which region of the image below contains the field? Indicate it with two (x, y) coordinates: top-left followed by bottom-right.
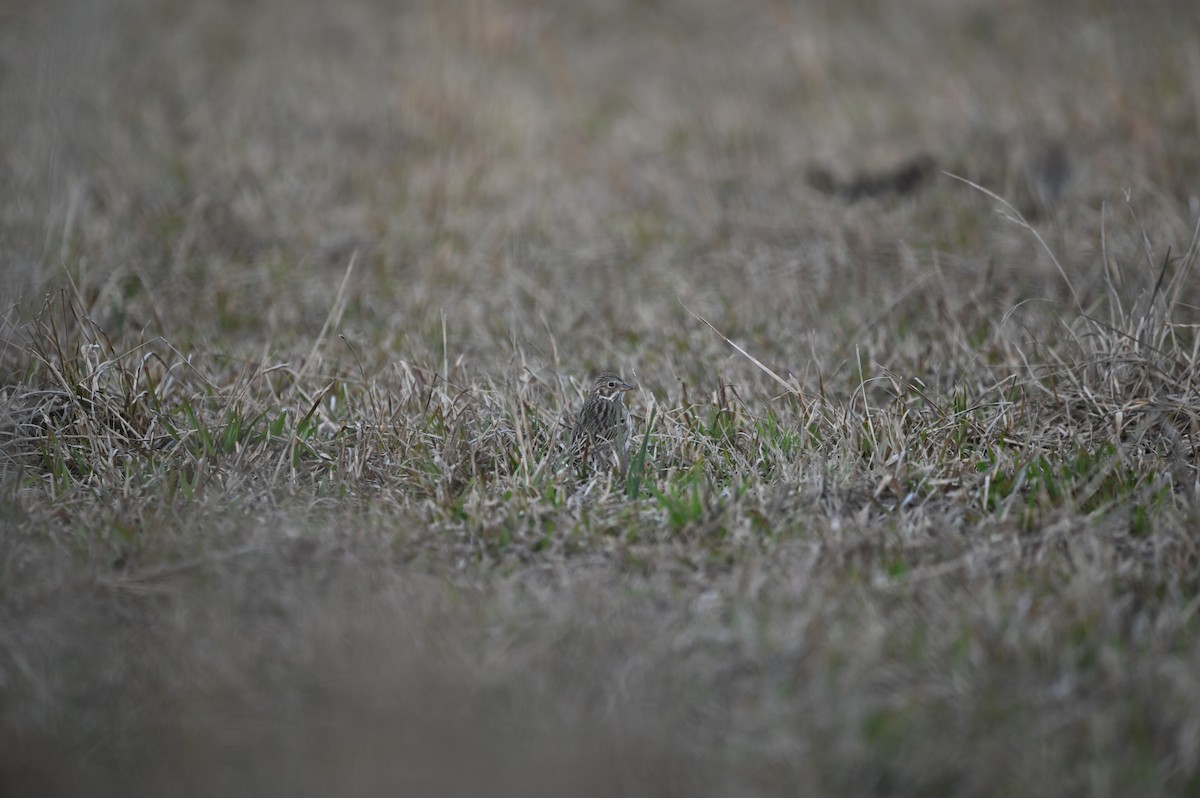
(4, 0), (1200, 795)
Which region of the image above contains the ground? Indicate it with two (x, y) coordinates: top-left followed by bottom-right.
(3, 1), (1200, 796)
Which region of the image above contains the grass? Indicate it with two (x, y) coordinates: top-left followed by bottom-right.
(3, 0), (1200, 796)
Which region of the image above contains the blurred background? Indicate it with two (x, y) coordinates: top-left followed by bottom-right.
(4, 0), (1197, 389)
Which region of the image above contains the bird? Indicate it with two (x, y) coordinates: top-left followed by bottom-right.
(567, 372), (636, 475)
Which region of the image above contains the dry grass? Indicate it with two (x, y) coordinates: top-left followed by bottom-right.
(4, 0), (1200, 795)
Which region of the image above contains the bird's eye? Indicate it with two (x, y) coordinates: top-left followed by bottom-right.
(608, 381), (617, 388)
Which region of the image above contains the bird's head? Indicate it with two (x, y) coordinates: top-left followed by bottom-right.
(592, 372), (636, 400)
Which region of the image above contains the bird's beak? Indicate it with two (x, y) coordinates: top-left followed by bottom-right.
(620, 381), (636, 392)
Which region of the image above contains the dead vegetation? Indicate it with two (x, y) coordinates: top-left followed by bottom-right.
(3, 0), (1200, 796)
